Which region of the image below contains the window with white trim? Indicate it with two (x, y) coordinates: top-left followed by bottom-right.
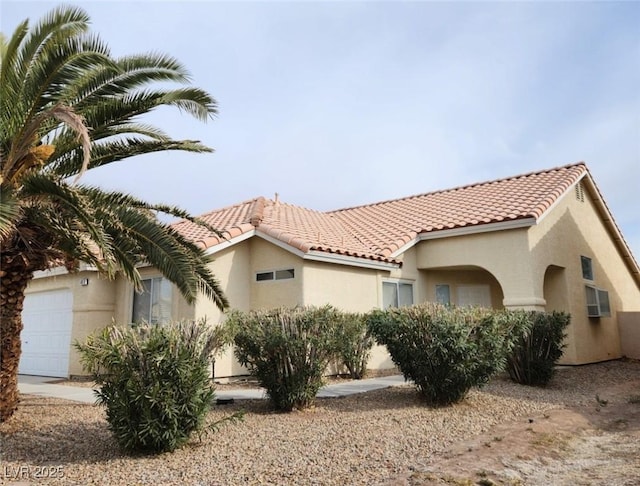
(382, 281), (414, 308)
(256, 268), (295, 282)
(132, 277), (173, 324)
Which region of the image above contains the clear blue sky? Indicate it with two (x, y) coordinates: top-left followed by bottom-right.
(2, 1), (639, 261)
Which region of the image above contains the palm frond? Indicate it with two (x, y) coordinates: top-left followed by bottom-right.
(1, 5), (225, 313)
(61, 52), (192, 106)
(0, 21), (29, 120)
(159, 88), (218, 121)
(20, 173), (117, 273)
(51, 138), (212, 178)
(0, 184), (22, 242)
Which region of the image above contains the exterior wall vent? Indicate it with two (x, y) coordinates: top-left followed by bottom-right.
(575, 182), (585, 202)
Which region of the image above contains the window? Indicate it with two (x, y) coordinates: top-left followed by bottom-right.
(256, 272), (274, 282)
(435, 284), (451, 305)
(382, 281), (414, 308)
(581, 256), (594, 281)
(585, 285), (611, 318)
(275, 269), (295, 280)
(457, 285), (492, 308)
(132, 277), (172, 324)
(256, 268), (295, 282)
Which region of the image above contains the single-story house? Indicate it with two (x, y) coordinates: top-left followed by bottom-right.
(20, 162), (640, 378)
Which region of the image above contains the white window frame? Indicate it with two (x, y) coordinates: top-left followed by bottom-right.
(382, 279), (414, 308)
(255, 268), (295, 283)
(585, 285), (611, 318)
(132, 276), (173, 325)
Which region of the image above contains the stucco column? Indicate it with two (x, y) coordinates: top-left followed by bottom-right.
(498, 266), (546, 312)
(502, 297), (546, 312)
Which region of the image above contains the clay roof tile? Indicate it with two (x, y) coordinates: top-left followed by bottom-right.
(172, 163), (588, 265)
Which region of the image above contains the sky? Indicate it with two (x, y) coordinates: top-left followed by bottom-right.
(2, 0), (639, 261)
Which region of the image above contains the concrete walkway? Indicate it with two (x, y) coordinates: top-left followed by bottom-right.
(18, 374), (407, 404)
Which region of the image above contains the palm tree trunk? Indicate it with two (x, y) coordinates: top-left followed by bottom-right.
(0, 256), (33, 422)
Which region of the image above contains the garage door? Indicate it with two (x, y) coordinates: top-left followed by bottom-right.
(19, 289), (73, 378)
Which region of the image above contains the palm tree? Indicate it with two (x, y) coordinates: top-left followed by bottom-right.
(0, 6), (228, 422)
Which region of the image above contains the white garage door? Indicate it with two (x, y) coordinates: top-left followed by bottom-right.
(19, 289), (73, 378)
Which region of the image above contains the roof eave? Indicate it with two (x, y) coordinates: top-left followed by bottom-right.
(389, 217), (537, 258)
(255, 230), (399, 270)
(304, 251), (400, 271)
(204, 229), (256, 256)
(32, 262), (99, 280)
(580, 172), (640, 287)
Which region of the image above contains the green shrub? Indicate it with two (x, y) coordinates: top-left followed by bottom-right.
(335, 312), (374, 379)
(75, 319), (234, 453)
(367, 303), (509, 405)
(226, 306), (340, 411)
(505, 310), (570, 386)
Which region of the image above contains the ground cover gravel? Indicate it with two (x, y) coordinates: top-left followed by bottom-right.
(1, 360), (638, 485)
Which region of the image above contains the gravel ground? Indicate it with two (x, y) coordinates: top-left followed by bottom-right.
(2, 360), (638, 485)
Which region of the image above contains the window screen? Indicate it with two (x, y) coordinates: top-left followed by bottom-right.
(382, 282), (398, 308)
(399, 283), (414, 307)
(597, 289), (611, 317)
(383, 281), (414, 308)
(435, 284), (451, 305)
(275, 269), (295, 280)
(132, 277), (172, 324)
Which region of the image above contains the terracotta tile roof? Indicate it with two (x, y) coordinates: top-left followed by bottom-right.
(172, 163), (589, 264)
(259, 200), (387, 261)
(171, 198), (261, 249)
(331, 162), (588, 257)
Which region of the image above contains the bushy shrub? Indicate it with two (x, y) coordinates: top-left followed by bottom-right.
(335, 312), (374, 379)
(226, 306), (341, 411)
(367, 303), (509, 405)
(504, 310), (570, 386)
(75, 319), (233, 453)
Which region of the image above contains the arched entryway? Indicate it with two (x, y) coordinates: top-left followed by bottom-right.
(421, 266), (505, 309)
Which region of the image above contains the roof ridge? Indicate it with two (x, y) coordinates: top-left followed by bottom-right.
(528, 163), (588, 219)
(328, 162), (588, 213)
(171, 197), (264, 225)
(272, 199), (333, 216)
(249, 196), (266, 227)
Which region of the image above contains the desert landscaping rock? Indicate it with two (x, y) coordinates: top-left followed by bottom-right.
(1, 360), (639, 485)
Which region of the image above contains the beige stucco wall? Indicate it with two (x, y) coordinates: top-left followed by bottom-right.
(416, 228), (538, 307)
(301, 261), (380, 310)
(249, 238), (303, 309)
(415, 180), (640, 365)
(194, 242), (252, 378)
(527, 181), (640, 364)
(301, 260), (395, 369)
(26, 270), (117, 376)
(618, 312), (640, 359)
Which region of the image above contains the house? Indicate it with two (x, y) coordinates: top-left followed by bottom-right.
(20, 162), (640, 378)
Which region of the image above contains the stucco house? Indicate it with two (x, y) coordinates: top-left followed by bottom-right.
(20, 162), (640, 378)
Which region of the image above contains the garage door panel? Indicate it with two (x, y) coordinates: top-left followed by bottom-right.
(19, 289), (73, 378)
